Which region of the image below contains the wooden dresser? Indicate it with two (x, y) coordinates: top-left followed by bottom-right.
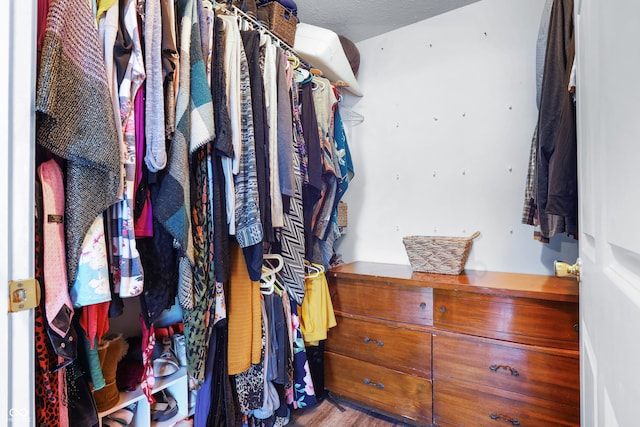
(325, 262), (580, 427)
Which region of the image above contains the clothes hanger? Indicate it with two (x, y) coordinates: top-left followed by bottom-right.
(312, 76), (326, 92)
(332, 81), (349, 102)
(263, 253), (283, 274)
(340, 108), (365, 125)
(260, 268), (275, 295)
(294, 68), (310, 83)
(260, 267), (284, 296)
(260, 259), (277, 295)
(288, 56), (299, 69)
(272, 274), (284, 296)
(304, 261), (324, 279)
(260, 253), (285, 295)
(287, 55), (300, 70)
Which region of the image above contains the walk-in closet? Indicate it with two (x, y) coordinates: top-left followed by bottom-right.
(3, 0), (640, 427)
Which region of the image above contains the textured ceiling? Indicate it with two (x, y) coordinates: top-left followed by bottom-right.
(293, 0), (481, 43)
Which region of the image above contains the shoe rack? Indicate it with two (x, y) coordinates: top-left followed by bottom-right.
(98, 296), (190, 427)
(98, 367), (189, 427)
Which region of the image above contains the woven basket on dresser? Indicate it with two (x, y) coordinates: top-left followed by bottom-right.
(403, 231), (480, 275)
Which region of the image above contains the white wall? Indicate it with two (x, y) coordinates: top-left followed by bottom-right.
(336, 0), (578, 275)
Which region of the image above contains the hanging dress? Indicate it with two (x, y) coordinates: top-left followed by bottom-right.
(276, 77), (308, 306)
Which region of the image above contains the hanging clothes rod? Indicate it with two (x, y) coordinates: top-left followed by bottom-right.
(213, 1), (311, 69)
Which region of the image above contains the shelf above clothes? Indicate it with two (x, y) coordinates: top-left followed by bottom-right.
(215, 1), (363, 96)
(294, 23), (362, 97)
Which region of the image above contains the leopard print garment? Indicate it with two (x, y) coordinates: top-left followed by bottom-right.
(233, 309), (266, 413)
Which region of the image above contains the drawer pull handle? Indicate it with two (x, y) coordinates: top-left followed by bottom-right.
(439, 306), (446, 313)
(490, 413), (520, 425)
(489, 364), (520, 377)
(363, 378), (384, 390)
(573, 323), (579, 333)
(363, 337), (384, 347)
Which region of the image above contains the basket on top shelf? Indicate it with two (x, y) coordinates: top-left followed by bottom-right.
(402, 231), (480, 275)
(257, 1), (299, 47)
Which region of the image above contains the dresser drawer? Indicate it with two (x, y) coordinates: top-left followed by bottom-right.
(327, 315), (432, 377)
(433, 332), (579, 407)
(328, 278), (433, 325)
(325, 351), (432, 424)
(433, 379), (580, 427)
(433, 290), (578, 349)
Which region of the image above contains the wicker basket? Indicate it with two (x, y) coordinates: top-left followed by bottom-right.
(257, 1), (298, 46)
(403, 231), (480, 275)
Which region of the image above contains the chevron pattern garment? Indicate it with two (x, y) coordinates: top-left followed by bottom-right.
(278, 80), (307, 306)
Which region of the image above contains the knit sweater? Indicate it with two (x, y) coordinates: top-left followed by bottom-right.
(36, 0), (121, 285)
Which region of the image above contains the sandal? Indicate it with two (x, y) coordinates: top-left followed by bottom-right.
(151, 389), (179, 422)
(153, 337), (180, 378)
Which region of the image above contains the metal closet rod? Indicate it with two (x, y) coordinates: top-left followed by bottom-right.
(213, 0), (311, 69)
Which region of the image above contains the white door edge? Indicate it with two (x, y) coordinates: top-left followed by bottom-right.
(2, 1), (37, 427)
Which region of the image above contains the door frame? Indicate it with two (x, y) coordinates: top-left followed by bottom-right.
(1, 1), (37, 426)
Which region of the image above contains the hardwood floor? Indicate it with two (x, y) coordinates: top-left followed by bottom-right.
(288, 395), (413, 427)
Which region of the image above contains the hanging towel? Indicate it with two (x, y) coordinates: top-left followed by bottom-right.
(36, 0), (121, 286)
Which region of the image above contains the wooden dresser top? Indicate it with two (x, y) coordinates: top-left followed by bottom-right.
(328, 262), (579, 303)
